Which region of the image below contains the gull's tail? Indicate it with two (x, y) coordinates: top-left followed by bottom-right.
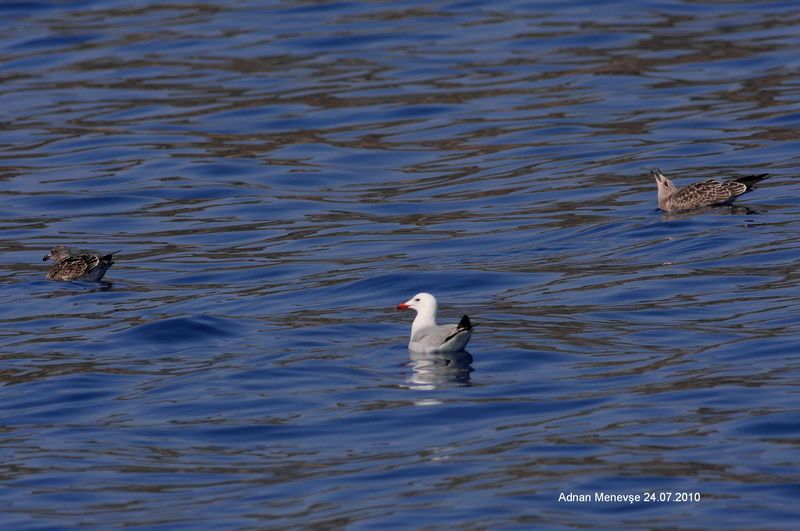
(444, 315), (474, 343)
(734, 174), (768, 191)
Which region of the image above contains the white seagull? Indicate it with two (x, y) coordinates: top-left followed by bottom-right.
(396, 292), (474, 353)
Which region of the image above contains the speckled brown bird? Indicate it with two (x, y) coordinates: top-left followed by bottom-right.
(43, 246), (117, 281)
(652, 168), (768, 212)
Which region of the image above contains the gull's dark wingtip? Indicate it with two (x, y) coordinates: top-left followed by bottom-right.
(735, 173), (769, 190)
(101, 250), (120, 262)
(444, 315), (475, 343)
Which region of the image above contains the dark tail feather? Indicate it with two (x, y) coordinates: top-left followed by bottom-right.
(101, 250), (120, 263)
(735, 174), (768, 190)
(444, 315), (474, 343)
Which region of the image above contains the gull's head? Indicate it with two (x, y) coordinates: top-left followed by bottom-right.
(651, 168), (677, 207)
(43, 245), (70, 262)
(652, 168), (677, 194)
(396, 292), (437, 313)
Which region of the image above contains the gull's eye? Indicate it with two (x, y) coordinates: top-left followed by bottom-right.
(415, 298), (420, 302)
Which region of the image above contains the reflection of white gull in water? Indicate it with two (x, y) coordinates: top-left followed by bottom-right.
(652, 168), (768, 212)
(407, 349), (473, 390)
(396, 292), (474, 353)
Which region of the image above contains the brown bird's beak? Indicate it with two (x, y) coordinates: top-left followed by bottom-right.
(42, 254), (49, 262)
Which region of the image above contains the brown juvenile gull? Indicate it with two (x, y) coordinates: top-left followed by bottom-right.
(396, 292), (474, 353)
(43, 246), (117, 281)
(652, 168), (768, 212)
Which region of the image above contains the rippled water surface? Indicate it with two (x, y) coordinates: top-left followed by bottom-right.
(2, 0), (800, 528)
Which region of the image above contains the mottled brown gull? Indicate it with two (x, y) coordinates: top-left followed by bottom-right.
(652, 168), (768, 212)
(396, 293), (474, 353)
(43, 246), (117, 281)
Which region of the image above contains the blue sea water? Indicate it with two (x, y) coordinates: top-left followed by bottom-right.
(1, 0), (799, 528)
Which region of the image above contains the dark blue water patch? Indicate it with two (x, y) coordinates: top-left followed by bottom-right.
(290, 32), (398, 51)
(51, 172), (144, 190)
(0, 2), (56, 15)
(210, 264), (299, 286)
(134, 185), (253, 202)
(78, 104), (188, 123)
(654, 142), (731, 158)
(704, 53), (791, 75)
(618, 219), (692, 243)
(27, 143), (146, 167)
(0, 53), (70, 72)
(760, 111), (800, 126)
(299, 270), (527, 308)
(193, 423), (306, 443)
(735, 415), (800, 438)
(268, 142), (438, 172)
(384, 104), (463, 119)
(690, 245), (800, 269)
(50, 215), (159, 238)
(203, 104), (309, 125)
(118, 315), (239, 345)
(322, 272), (480, 304)
(192, 161), (267, 178)
(695, 143), (800, 171)
(273, 1), (359, 16)
(19, 193), (151, 214)
(719, 484), (800, 528)
(743, 482), (800, 504)
(12, 34), (99, 50)
(332, 395), (605, 441)
(1, 372), (140, 425)
(25, 279), (118, 302)
(166, 270), (250, 285)
(700, 335), (800, 363)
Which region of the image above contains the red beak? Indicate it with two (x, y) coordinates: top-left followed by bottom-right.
(396, 303), (409, 311)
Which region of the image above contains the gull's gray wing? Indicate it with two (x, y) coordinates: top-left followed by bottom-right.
(412, 324), (460, 348)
